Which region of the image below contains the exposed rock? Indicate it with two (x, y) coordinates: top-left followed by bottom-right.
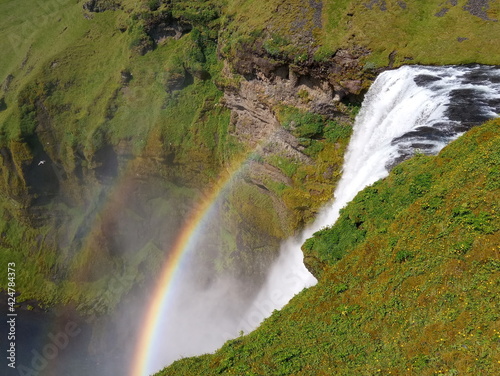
(223, 78), (284, 150)
(231, 44), (284, 79)
(340, 79), (362, 94)
(303, 250), (327, 280)
(230, 42), (371, 104)
(364, 0), (387, 11)
(435, 7), (450, 17)
(222, 56), (352, 164)
(245, 161), (292, 188)
(120, 70), (132, 85)
(93, 144), (118, 183)
(1, 74), (13, 92)
(462, 0), (497, 21)
(145, 15), (192, 45)
(130, 35), (154, 56)
(165, 69), (194, 92)
(309, 0), (323, 29)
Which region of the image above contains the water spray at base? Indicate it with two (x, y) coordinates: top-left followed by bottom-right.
(141, 64), (500, 375)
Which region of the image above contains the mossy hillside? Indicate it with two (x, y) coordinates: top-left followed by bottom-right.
(303, 118), (500, 277)
(0, 0), (239, 313)
(339, 0), (500, 67)
(0, 0), (338, 314)
(2, 0), (497, 326)
(221, 0), (500, 75)
(1, 0), (230, 176)
(265, 105), (354, 228)
(222, 0), (322, 61)
(0, 177), (200, 314)
(157, 120), (499, 375)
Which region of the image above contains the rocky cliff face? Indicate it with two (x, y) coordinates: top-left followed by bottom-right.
(0, 1), (375, 319)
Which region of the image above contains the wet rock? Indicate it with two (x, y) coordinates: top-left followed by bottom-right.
(93, 144), (118, 183)
(414, 74), (442, 86)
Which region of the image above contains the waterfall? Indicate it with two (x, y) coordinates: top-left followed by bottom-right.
(146, 64), (500, 374)
(243, 64), (500, 328)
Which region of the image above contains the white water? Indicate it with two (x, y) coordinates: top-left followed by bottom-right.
(147, 65), (500, 374)
(242, 64), (500, 328)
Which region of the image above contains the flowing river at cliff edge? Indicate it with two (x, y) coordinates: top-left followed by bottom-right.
(146, 64), (500, 374)
(238, 64), (500, 336)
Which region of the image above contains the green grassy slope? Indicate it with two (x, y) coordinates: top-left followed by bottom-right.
(0, 0), (231, 172)
(321, 0), (500, 66)
(0, 0), (242, 312)
(222, 0), (500, 67)
(158, 119), (500, 376)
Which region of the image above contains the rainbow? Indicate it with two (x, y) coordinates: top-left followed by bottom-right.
(130, 154), (255, 376)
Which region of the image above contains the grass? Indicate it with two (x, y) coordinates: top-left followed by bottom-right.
(156, 119), (500, 376)
(218, 0), (500, 72)
(320, 0), (500, 67)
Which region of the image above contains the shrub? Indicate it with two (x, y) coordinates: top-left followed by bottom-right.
(147, 0), (160, 11)
(409, 173), (433, 197)
(395, 250), (414, 263)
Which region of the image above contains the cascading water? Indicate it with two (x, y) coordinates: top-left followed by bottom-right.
(242, 64), (500, 329)
(146, 64), (500, 374)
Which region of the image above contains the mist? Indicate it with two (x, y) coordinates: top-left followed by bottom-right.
(141, 168), (317, 375)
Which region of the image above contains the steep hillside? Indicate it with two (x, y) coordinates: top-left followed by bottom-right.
(0, 0), (357, 315)
(0, 0), (499, 372)
(158, 119), (500, 376)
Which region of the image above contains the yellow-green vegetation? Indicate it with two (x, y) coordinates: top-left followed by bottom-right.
(268, 106), (354, 227)
(157, 120), (500, 375)
(222, 0), (500, 67)
(0, 0), (343, 313)
(0, 0), (243, 312)
(331, 0), (500, 67)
